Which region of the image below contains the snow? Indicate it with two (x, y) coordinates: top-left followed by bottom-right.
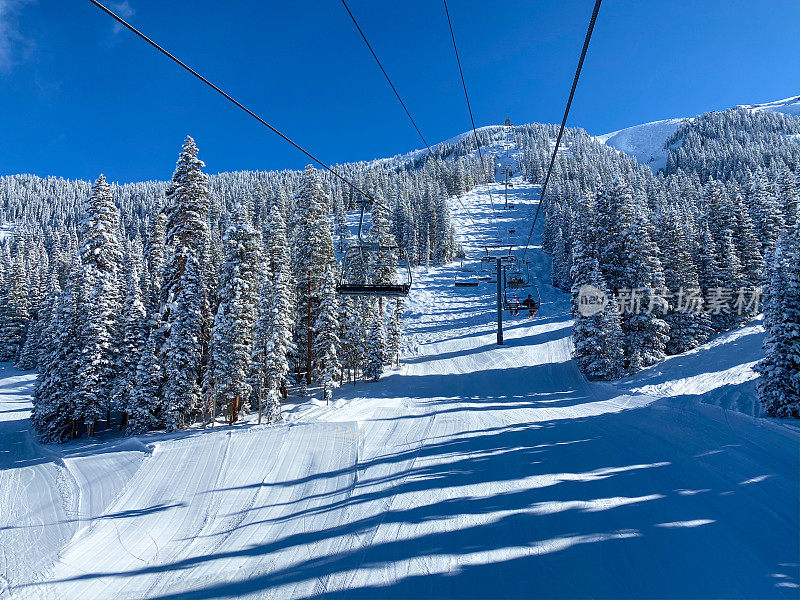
(0, 223), (16, 242)
(595, 96), (800, 171)
(2, 160), (799, 598)
(595, 117), (689, 172)
(739, 96), (800, 117)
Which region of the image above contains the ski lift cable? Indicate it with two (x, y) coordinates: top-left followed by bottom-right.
(442, 0), (500, 233)
(338, 0), (481, 232)
(339, 0), (432, 153)
(85, 0), (394, 214)
(520, 0), (602, 263)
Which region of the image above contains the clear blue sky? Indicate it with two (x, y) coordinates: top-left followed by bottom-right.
(1, 0), (798, 183)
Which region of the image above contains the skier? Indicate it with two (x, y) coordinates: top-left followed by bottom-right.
(521, 294), (539, 319)
(508, 294), (520, 316)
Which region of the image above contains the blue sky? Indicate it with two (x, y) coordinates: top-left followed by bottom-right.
(1, 0), (798, 183)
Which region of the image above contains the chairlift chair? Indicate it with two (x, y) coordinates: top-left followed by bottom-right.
(501, 265), (541, 315)
(454, 260), (480, 287)
(337, 201), (412, 297)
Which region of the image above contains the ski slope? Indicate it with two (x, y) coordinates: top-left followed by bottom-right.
(2, 152), (798, 599)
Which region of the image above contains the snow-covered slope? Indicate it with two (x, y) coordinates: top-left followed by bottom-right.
(595, 96), (800, 171)
(595, 118), (688, 172)
(741, 96), (800, 117)
(2, 158), (798, 599)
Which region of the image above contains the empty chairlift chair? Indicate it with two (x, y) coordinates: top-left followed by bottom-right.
(336, 201), (413, 298)
(454, 260), (480, 287)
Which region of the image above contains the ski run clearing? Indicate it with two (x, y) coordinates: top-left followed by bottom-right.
(2, 169), (798, 599)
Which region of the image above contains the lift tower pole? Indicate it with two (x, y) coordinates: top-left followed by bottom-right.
(496, 257), (504, 345)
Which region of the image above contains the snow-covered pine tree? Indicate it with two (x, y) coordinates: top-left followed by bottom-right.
(775, 169), (798, 229)
(15, 237), (48, 370)
(74, 174), (123, 436)
(756, 221), (800, 418)
(363, 306), (386, 381)
(432, 193), (455, 265)
(211, 207), (261, 423)
(731, 192), (764, 288)
(386, 298), (403, 367)
(595, 177), (668, 373)
(571, 257), (624, 380)
(0, 251), (29, 362)
(314, 265), (340, 403)
(161, 256), (204, 430)
(570, 192), (624, 379)
(368, 193), (398, 289)
(748, 170), (785, 256)
(249, 198), (295, 418)
(334, 192), (350, 252)
(158, 136), (211, 430)
(144, 209), (166, 316)
(127, 326), (164, 434)
(113, 253), (147, 431)
(292, 166), (335, 384)
(249, 268), (273, 422)
(338, 297), (366, 383)
(657, 209), (713, 354)
(264, 266), (295, 421)
(31, 260), (82, 442)
(623, 209), (670, 372)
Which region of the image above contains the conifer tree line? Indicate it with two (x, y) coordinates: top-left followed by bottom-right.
(3, 131), (494, 442)
(530, 106), (798, 418)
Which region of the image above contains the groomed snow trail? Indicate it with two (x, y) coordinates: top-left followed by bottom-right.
(3, 160), (798, 599)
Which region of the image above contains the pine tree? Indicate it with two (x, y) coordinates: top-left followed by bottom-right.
(748, 170), (785, 256)
(571, 258), (625, 380)
(369, 193), (398, 286)
(144, 210), (166, 315)
(128, 325), (164, 434)
(596, 177), (668, 373)
(314, 265), (340, 403)
(775, 169), (798, 229)
(161, 256), (204, 430)
(31, 261), (82, 442)
(339, 297), (366, 383)
(113, 257), (147, 430)
(292, 166), (335, 384)
(731, 192), (764, 287)
(211, 209), (261, 423)
(570, 192), (624, 379)
(0, 252), (29, 362)
(386, 298), (403, 367)
(334, 192), (350, 252)
(363, 306), (386, 381)
(249, 200), (295, 421)
(657, 209), (713, 354)
(158, 136), (210, 430)
(74, 174), (123, 436)
(756, 222), (800, 418)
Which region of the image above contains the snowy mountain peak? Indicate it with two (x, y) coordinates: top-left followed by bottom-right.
(595, 96), (799, 171)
